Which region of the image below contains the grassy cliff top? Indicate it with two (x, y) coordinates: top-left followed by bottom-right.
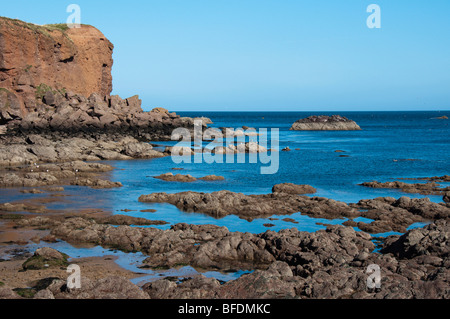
(0, 17), (91, 37)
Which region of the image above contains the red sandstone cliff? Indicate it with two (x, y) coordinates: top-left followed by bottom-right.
(0, 17), (113, 116)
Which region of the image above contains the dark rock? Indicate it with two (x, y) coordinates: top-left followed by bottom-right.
(290, 115), (361, 131)
(272, 183), (317, 195)
(154, 173), (197, 183)
(22, 247), (69, 270)
(139, 189), (355, 221)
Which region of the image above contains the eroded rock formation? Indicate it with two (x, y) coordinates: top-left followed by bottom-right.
(0, 18), (113, 115)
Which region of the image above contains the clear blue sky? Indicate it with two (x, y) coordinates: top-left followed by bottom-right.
(2, 0), (450, 111)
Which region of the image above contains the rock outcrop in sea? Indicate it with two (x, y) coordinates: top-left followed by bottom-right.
(290, 115), (361, 131)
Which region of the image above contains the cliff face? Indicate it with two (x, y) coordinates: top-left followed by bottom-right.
(0, 17), (113, 116)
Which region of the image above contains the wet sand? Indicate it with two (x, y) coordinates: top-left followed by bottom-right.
(0, 254), (145, 289)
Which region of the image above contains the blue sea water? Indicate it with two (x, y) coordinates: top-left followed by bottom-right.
(1, 111), (448, 281)
(1, 111), (449, 235)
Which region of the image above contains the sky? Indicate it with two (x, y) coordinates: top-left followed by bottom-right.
(1, 0), (450, 111)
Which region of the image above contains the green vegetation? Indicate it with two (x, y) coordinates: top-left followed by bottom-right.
(0, 213), (24, 220)
(56, 87), (67, 96)
(0, 17), (79, 44)
(0, 17), (68, 34)
(22, 253), (69, 271)
(25, 64), (33, 73)
(0, 281), (5, 287)
(35, 83), (66, 100)
(0, 16), (91, 35)
(0, 87), (11, 94)
(44, 23), (70, 32)
(32, 277), (60, 291)
(35, 83), (53, 100)
(0, 17), (61, 37)
(13, 288), (36, 299)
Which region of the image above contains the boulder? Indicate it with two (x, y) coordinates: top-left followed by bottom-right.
(272, 183), (317, 195)
(22, 247), (69, 270)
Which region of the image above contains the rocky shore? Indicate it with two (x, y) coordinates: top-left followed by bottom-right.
(290, 115), (362, 131)
(1, 216), (448, 299)
(139, 185), (450, 233)
(360, 178), (450, 196)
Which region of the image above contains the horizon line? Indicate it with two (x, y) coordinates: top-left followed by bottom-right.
(171, 109), (450, 113)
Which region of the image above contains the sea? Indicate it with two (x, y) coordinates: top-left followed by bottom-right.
(1, 111), (449, 283)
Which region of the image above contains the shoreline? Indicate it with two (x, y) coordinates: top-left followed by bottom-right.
(0, 95), (448, 300)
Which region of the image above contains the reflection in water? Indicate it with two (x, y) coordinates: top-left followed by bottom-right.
(0, 240), (252, 286)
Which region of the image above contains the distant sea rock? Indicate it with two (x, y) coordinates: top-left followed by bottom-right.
(290, 115), (361, 131)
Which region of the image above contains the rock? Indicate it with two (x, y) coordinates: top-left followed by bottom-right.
(139, 189), (357, 221)
(0, 285), (19, 299)
(20, 189), (44, 194)
(143, 275), (221, 299)
(0, 20), (201, 139)
(154, 173), (197, 183)
(43, 91), (56, 106)
(290, 115), (361, 131)
(139, 188), (448, 233)
(0, 17), (114, 112)
(22, 247), (69, 270)
(381, 220), (449, 259)
(216, 269), (300, 299)
(123, 142), (163, 159)
(140, 209), (157, 213)
(34, 289), (55, 299)
(0, 88), (21, 120)
(282, 218), (299, 224)
(212, 145), (237, 155)
(93, 215), (168, 226)
(267, 261), (294, 277)
(212, 142), (267, 154)
(52, 276), (149, 299)
(28, 145), (58, 162)
(27, 215), (450, 299)
(151, 107), (169, 114)
(444, 192), (450, 204)
(165, 146), (195, 156)
(360, 180), (448, 196)
(99, 113), (119, 125)
(194, 117), (213, 125)
(272, 183), (317, 195)
(71, 178), (123, 189)
(198, 175), (225, 181)
(0, 172), (59, 188)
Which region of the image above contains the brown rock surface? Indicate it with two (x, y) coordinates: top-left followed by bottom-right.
(0, 18), (113, 113)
